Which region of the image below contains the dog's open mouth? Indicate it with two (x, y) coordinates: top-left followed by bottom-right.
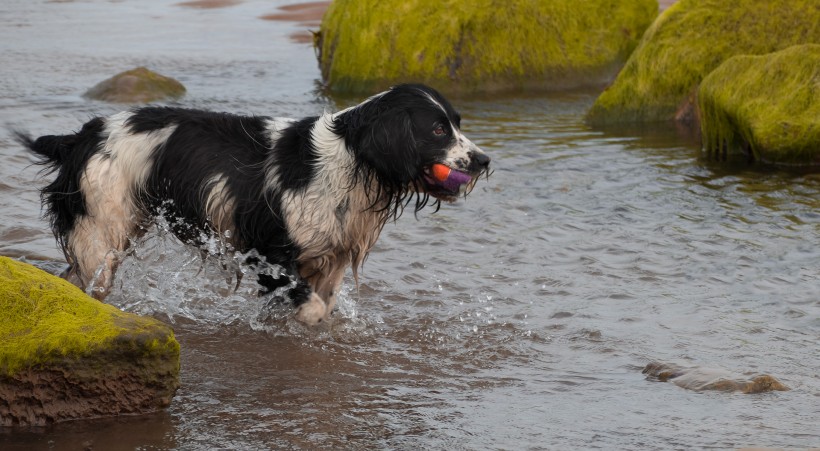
(421, 163), (478, 200)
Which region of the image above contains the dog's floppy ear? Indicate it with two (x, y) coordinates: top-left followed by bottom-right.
(334, 101), (420, 186)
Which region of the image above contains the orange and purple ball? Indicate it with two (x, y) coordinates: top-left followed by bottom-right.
(430, 163), (472, 191)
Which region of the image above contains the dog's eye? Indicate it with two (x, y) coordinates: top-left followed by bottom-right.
(433, 125), (446, 136)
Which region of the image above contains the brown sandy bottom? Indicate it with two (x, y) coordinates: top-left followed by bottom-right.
(265, 1), (678, 44)
(260, 1), (330, 44)
(175, 0), (242, 9)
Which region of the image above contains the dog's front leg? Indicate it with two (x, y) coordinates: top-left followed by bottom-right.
(294, 292), (328, 325)
(270, 275), (328, 326)
(293, 263), (346, 325)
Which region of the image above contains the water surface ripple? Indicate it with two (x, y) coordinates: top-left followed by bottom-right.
(1, 1), (818, 449)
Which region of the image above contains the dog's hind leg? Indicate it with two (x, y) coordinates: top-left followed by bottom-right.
(66, 154), (142, 299)
(67, 218), (133, 300)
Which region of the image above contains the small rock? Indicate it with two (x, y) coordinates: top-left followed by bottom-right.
(83, 66), (186, 104)
(643, 362), (789, 394)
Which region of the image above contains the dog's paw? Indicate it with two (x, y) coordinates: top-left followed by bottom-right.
(293, 293), (327, 326)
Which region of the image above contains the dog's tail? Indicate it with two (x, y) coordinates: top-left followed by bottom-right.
(15, 117), (105, 169)
(15, 117), (107, 242)
(15, 130), (77, 169)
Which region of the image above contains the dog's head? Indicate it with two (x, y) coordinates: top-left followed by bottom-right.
(332, 84), (490, 214)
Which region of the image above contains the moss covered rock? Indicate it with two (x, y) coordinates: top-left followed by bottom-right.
(698, 44), (820, 166)
(0, 256), (180, 426)
(317, 0), (657, 95)
(587, 0), (820, 125)
(84, 66), (186, 103)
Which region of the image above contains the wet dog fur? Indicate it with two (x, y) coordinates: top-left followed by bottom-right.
(18, 84), (490, 325)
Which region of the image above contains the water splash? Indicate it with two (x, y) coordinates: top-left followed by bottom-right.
(103, 214), (304, 329)
(100, 211), (373, 335)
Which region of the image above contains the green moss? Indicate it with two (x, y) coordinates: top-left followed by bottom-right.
(587, 0), (820, 125)
(698, 44), (820, 166)
(83, 66), (186, 103)
(318, 0), (657, 95)
(0, 256), (179, 377)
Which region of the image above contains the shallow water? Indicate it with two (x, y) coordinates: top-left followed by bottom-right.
(1, 1), (819, 449)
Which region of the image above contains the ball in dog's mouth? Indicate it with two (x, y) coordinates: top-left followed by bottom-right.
(423, 163), (475, 198)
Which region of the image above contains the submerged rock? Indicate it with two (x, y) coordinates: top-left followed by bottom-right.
(643, 362), (789, 394)
(316, 0), (657, 95)
(587, 0), (820, 125)
(698, 44), (820, 166)
(84, 67), (186, 103)
(0, 257), (180, 426)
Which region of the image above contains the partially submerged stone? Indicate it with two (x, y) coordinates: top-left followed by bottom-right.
(587, 0), (820, 125)
(698, 44), (820, 166)
(84, 67), (186, 103)
(316, 0), (657, 95)
(0, 256), (180, 426)
(643, 362), (789, 394)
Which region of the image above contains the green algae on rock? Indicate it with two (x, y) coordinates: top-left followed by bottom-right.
(84, 66), (186, 103)
(316, 0), (657, 95)
(698, 45), (820, 166)
(0, 256), (180, 426)
(587, 0), (820, 125)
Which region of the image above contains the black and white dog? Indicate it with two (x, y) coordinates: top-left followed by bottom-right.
(19, 84), (490, 325)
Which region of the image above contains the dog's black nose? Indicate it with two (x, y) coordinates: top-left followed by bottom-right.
(471, 151), (491, 168)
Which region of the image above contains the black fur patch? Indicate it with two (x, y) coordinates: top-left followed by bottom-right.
(22, 83), (488, 313)
(17, 118), (106, 246)
(129, 107), (313, 298)
(267, 116), (320, 192)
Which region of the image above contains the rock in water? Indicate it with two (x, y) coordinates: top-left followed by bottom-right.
(316, 0), (657, 95)
(643, 362), (789, 394)
(587, 0), (820, 125)
(698, 44), (820, 167)
(0, 256), (180, 426)
(83, 66), (186, 103)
